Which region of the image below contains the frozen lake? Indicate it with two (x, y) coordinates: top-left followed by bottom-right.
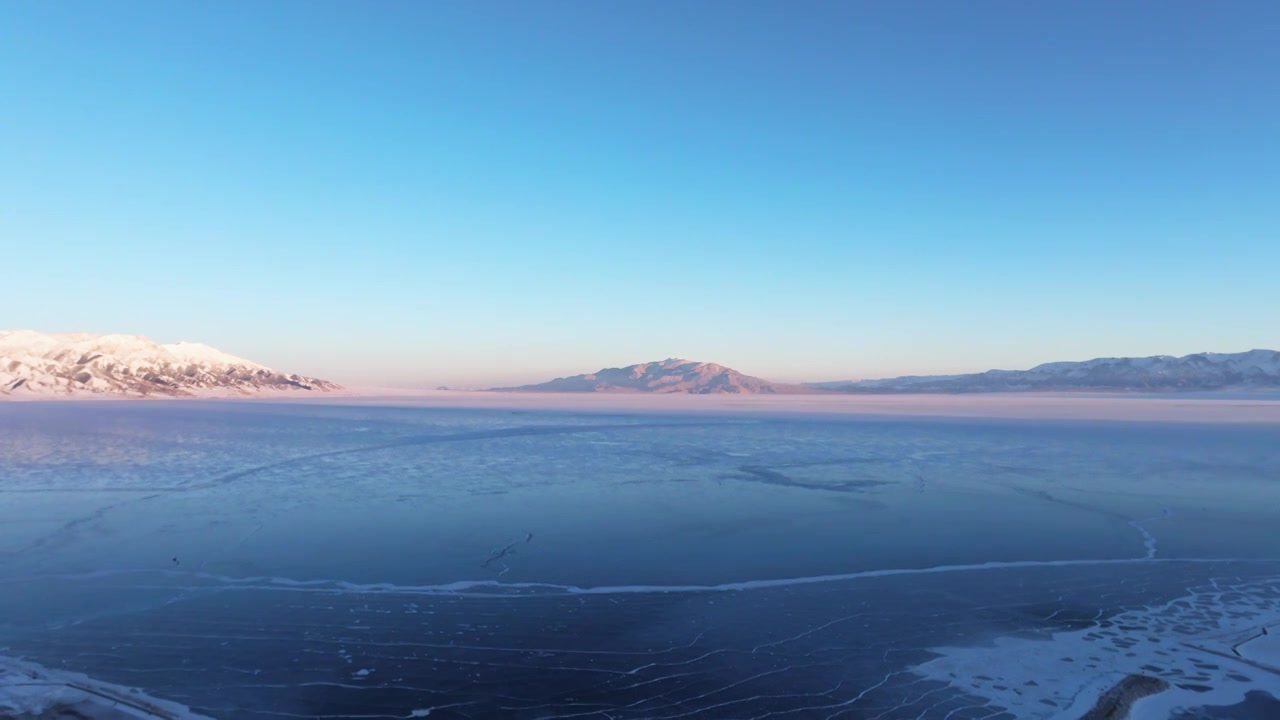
(2, 402), (1279, 719)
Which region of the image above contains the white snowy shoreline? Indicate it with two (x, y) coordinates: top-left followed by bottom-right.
(19, 389), (1274, 424)
(7, 372), (1280, 423)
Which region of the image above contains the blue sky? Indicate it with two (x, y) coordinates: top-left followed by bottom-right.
(2, 2), (1277, 387)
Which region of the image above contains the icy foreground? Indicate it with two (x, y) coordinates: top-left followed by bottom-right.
(5, 405), (1280, 718)
(0, 656), (209, 719)
(0, 330), (339, 398)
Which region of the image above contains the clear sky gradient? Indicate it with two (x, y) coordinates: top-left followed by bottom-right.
(3, 2), (1277, 387)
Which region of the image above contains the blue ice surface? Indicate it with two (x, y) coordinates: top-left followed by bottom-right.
(1, 401), (1278, 719)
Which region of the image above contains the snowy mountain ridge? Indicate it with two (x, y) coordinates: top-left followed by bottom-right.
(494, 358), (814, 394)
(0, 330), (339, 398)
(810, 349), (1280, 393)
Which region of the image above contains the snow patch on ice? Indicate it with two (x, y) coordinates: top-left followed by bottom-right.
(1235, 625), (1280, 669)
(1, 654), (212, 718)
(911, 575), (1280, 719)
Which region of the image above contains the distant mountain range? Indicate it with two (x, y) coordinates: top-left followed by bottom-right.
(0, 330), (340, 398)
(8, 335), (1276, 399)
(810, 350), (1280, 393)
(493, 358), (814, 394)
(499, 351), (1280, 395)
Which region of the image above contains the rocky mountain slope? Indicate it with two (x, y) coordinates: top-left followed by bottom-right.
(495, 358), (812, 394)
(810, 350), (1280, 393)
(0, 330), (340, 398)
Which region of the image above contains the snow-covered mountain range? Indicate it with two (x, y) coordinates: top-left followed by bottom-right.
(495, 358), (813, 394)
(810, 350), (1280, 393)
(0, 330), (340, 398)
